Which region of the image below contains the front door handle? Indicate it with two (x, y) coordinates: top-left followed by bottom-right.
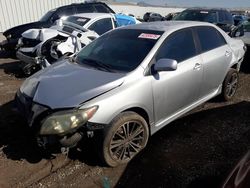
(225, 51), (232, 57)
(193, 63), (201, 70)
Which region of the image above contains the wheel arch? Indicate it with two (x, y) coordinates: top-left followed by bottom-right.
(230, 63), (239, 70)
(121, 107), (151, 134)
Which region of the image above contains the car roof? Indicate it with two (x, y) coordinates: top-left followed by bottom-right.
(68, 13), (112, 19)
(186, 7), (229, 11)
(119, 21), (215, 32)
(57, 2), (107, 9)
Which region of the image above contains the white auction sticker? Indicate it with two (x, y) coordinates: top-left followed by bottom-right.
(138, 33), (161, 40)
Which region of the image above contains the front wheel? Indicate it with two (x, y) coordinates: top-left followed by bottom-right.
(101, 112), (149, 167)
(221, 68), (239, 101)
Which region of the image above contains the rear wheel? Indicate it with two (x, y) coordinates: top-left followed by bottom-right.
(101, 112), (149, 167)
(221, 68), (239, 101)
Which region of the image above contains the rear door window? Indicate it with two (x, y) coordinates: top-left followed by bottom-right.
(196, 26), (227, 53)
(88, 18), (113, 35)
(156, 28), (197, 63)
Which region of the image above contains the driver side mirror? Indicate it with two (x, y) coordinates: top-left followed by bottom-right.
(153, 58), (178, 72)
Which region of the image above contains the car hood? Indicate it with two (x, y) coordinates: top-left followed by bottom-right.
(3, 21), (50, 39)
(20, 59), (125, 109)
(22, 28), (68, 41)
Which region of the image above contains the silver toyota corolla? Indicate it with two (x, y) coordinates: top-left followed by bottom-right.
(16, 21), (246, 166)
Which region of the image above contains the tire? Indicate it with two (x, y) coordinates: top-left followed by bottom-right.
(101, 111), (149, 167)
(221, 68), (239, 101)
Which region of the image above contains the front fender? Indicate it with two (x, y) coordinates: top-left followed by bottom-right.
(79, 70), (155, 131)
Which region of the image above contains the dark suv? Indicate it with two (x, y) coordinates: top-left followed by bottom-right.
(143, 12), (164, 22)
(1, 2), (115, 50)
(174, 8), (234, 33)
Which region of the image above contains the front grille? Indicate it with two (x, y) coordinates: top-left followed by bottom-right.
(22, 37), (41, 47)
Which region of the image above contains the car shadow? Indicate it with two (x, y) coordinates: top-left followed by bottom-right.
(0, 61), (26, 78)
(1, 100), (250, 173)
(0, 50), (16, 59)
(0, 101), (48, 163)
(115, 101), (250, 188)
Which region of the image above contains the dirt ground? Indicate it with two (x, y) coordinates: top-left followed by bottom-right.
(0, 47), (250, 188)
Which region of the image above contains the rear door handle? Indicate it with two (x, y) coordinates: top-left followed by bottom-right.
(193, 63), (201, 70)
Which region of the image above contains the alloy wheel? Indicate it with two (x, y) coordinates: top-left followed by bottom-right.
(109, 121), (147, 162)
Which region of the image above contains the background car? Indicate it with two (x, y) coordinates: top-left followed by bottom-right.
(114, 13), (141, 26)
(233, 14), (249, 25)
(143, 12), (164, 22)
(165, 12), (180, 20)
(222, 151), (250, 188)
(174, 8), (235, 33)
(0, 2), (115, 51)
(16, 21), (245, 167)
(16, 13), (120, 75)
(239, 20), (250, 46)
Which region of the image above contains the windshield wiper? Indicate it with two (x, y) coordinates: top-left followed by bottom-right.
(81, 58), (115, 72)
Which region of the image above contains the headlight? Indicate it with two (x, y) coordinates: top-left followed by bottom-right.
(17, 38), (23, 46)
(40, 106), (98, 135)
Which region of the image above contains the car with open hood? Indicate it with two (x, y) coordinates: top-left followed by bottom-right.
(0, 2), (115, 51)
(15, 21), (246, 167)
(16, 13), (118, 75)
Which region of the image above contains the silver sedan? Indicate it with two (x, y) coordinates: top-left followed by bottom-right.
(16, 21), (246, 166)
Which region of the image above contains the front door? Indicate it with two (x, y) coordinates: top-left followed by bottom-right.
(151, 28), (203, 127)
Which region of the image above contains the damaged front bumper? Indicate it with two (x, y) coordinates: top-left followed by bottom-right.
(15, 90), (104, 151)
(16, 50), (38, 65)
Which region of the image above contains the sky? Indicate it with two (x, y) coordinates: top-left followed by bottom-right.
(116, 0), (250, 8)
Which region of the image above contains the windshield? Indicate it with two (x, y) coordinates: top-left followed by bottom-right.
(65, 16), (90, 27)
(40, 9), (56, 22)
(174, 10), (218, 23)
(75, 29), (163, 72)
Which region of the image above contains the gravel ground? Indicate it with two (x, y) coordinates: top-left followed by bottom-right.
(0, 48), (249, 188)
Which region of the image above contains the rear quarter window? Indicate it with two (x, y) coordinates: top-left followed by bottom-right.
(196, 26), (227, 53)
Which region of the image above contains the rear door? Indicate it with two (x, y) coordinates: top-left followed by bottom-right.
(195, 26), (231, 97)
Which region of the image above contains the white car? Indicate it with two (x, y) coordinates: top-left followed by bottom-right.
(16, 13), (118, 74)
